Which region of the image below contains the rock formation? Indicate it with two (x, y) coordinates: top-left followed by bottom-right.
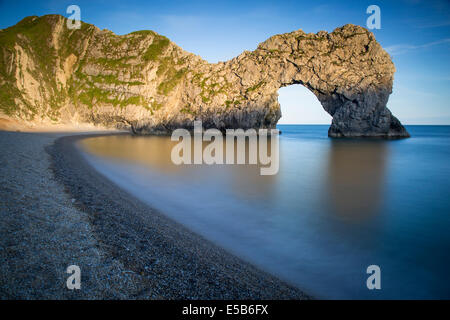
(0, 14), (409, 137)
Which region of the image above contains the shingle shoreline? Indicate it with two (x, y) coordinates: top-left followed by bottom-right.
(45, 133), (310, 299)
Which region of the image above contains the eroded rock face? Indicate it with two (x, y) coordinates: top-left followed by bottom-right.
(0, 14), (409, 137)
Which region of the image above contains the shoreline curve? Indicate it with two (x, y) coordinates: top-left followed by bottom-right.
(47, 132), (310, 299)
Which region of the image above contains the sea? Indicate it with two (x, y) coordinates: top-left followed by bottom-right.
(78, 125), (450, 299)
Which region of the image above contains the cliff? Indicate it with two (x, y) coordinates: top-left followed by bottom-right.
(0, 14), (409, 137)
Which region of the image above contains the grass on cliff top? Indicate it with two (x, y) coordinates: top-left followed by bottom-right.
(143, 35), (170, 61)
(0, 16), (43, 47)
(0, 16), (55, 71)
(128, 30), (157, 36)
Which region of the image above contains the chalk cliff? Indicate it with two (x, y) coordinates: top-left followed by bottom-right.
(0, 14), (409, 137)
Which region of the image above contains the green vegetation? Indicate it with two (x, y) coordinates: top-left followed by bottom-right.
(146, 101), (162, 114)
(343, 32), (367, 39)
(268, 49), (282, 54)
(92, 57), (134, 69)
(296, 34), (315, 41)
(68, 29), (179, 109)
(0, 84), (22, 116)
(153, 48), (189, 96)
(157, 68), (187, 95)
(76, 84), (145, 109)
(180, 104), (196, 116)
(59, 21), (93, 63)
(71, 66), (146, 109)
(246, 81), (264, 93)
(128, 30), (156, 36)
(0, 16), (176, 119)
(156, 56), (172, 76)
(191, 72), (233, 104)
(0, 15), (63, 118)
(89, 74), (144, 86)
(143, 35), (170, 61)
(224, 99), (241, 108)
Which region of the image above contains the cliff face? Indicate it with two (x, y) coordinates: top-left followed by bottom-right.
(0, 14), (409, 137)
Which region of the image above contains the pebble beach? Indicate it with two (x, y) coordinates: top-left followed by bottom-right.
(0, 130), (309, 299)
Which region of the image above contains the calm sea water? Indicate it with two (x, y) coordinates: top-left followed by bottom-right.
(79, 125), (450, 299)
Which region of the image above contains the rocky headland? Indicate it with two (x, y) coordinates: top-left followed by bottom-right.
(0, 14), (409, 137)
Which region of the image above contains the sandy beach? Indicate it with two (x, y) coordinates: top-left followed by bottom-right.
(0, 130), (309, 299)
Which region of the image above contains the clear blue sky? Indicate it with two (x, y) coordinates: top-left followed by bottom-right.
(1, 0), (449, 124)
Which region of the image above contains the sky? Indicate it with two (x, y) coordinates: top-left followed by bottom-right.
(0, 0), (449, 124)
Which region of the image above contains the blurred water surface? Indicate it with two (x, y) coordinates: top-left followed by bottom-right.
(79, 125), (450, 299)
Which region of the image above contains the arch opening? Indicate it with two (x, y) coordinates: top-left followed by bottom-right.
(277, 84), (332, 125)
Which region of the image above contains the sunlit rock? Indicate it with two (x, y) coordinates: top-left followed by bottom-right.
(0, 15), (409, 137)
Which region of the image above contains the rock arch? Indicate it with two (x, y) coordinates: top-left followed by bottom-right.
(133, 24), (409, 137)
(0, 15), (409, 138)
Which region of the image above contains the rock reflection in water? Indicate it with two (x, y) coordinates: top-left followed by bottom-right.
(80, 134), (278, 200)
(80, 135), (181, 174)
(326, 140), (388, 221)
